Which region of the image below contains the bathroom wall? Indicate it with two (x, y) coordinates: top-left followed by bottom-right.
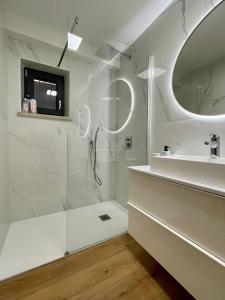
(7, 36), (120, 220)
(7, 38), (67, 221)
(133, 0), (224, 158)
(7, 37), (93, 221)
(0, 2), (10, 252)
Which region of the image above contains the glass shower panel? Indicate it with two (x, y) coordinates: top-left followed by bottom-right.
(66, 44), (149, 253)
(0, 21), (69, 280)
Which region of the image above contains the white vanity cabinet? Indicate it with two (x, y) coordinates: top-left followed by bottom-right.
(128, 166), (225, 300)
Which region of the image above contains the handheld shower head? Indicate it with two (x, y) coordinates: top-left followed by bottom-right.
(74, 16), (79, 24)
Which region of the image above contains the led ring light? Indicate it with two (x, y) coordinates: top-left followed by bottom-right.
(80, 104), (91, 138)
(103, 78), (135, 134)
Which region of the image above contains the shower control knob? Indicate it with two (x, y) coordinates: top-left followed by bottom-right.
(125, 136), (132, 149)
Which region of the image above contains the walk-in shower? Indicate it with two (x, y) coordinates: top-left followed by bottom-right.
(66, 43), (149, 253)
(0, 15), (149, 280)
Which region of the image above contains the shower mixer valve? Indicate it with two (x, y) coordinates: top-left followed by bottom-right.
(125, 136), (132, 149)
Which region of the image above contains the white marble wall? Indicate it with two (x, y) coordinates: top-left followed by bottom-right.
(0, 3), (10, 252)
(7, 38), (93, 221)
(133, 0), (224, 159)
(7, 36), (118, 221)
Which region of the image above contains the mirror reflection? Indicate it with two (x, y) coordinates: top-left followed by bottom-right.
(102, 79), (132, 132)
(173, 1), (225, 116)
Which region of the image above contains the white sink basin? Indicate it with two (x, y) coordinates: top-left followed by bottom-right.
(150, 155), (225, 190)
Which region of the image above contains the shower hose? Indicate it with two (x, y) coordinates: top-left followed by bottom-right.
(89, 127), (102, 186)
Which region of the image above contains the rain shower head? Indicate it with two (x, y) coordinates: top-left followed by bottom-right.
(95, 43), (132, 61)
(95, 44), (119, 61)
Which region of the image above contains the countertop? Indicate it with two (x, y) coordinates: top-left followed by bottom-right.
(128, 165), (225, 198)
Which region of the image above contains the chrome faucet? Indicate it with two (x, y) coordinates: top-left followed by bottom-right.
(204, 134), (220, 158)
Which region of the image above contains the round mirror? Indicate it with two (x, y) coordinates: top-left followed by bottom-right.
(102, 79), (134, 133)
(173, 1), (225, 116)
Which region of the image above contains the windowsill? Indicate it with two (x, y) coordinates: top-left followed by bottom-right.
(17, 112), (71, 121)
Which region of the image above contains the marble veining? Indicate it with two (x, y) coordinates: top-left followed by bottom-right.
(181, 0), (188, 35)
(8, 38), (40, 62)
(7, 38), (20, 58)
(10, 179), (36, 218)
(9, 131), (57, 154)
(161, 0), (181, 16)
(161, 0), (187, 36)
(27, 43), (40, 62)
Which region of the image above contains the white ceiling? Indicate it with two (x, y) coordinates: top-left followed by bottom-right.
(3, 0), (157, 48)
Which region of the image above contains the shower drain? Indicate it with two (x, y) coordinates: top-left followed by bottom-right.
(99, 214), (111, 221)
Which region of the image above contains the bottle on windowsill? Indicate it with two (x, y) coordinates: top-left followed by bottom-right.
(30, 99), (37, 114)
(22, 98), (30, 113)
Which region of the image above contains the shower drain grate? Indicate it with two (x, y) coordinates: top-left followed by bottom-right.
(99, 214), (111, 221)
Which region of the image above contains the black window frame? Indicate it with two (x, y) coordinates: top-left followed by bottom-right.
(24, 68), (65, 116)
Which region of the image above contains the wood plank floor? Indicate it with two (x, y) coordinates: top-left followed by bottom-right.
(0, 234), (194, 300)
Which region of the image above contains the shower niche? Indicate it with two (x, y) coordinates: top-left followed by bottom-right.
(20, 59), (70, 118)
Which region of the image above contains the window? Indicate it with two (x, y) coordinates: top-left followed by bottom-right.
(24, 68), (65, 116)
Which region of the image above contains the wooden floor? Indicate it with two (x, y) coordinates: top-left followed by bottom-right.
(0, 234), (194, 300)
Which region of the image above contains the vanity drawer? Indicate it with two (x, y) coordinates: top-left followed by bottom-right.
(128, 204), (225, 300)
(129, 170), (225, 262)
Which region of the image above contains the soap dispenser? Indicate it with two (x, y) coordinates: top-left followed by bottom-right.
(161, 145), (171, 156)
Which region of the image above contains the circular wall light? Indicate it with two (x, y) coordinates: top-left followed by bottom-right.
(79, 104), (91, 138)
(103, 78), (135, 134)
